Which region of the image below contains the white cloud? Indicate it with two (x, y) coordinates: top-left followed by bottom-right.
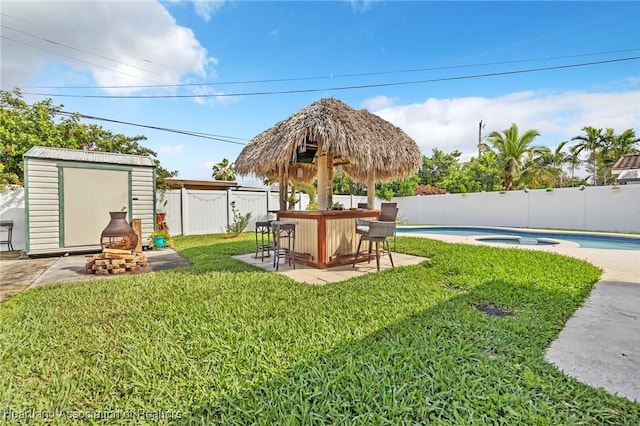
(1, 0), (218, 94)
(368, 89), (640, 159)
(159, 145), (184, 155)
(349, 0), (374, 13)
(361, 95), (397, 110)
(193, 0), (226, 22)
(196, 161), (216, 171)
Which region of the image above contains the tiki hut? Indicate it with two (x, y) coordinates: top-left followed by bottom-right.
(235, 98), (422, 210)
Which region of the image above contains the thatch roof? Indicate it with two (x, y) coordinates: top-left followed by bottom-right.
(235, 98), (422, 183)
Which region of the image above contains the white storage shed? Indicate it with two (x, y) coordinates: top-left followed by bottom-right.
(23, 147), (156, 255)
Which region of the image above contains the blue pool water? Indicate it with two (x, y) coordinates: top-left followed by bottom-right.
(397, 226), (640, 251)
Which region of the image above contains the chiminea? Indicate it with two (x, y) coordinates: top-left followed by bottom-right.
(100, 211), (138, 250)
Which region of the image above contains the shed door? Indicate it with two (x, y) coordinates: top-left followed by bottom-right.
(63, 168), (129, 247)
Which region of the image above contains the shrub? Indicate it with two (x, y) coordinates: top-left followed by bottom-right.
(226, 201), (251, 237)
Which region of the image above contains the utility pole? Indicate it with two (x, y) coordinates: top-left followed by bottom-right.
(478, 120), (485, 157)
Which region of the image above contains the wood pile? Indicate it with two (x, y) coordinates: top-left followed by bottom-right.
(86, 248), (149, 275)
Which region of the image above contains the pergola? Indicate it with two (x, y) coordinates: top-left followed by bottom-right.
(235, 98), (422, 210)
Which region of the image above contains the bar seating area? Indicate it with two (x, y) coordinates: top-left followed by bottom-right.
(234, 97), (422, 273)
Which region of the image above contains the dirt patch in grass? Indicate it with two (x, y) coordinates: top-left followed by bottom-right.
(443, 284), (466, 292)
(474, 303), (515, 317)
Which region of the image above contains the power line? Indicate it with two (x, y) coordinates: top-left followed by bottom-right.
(1, 24), (182, 82)
(0, 12), (185, 77)
(1, 36), (163, 85)
(59, 111), (249, 145)
(22, 56), (640, 99)
(16, 48), (640, 90)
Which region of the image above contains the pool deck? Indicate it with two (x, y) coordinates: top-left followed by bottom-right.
(402, 230), (640, 403)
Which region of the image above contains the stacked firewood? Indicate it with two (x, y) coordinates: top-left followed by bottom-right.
(86, 248), (148, 275)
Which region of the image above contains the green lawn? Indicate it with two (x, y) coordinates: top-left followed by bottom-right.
(1, 234), (638, 425)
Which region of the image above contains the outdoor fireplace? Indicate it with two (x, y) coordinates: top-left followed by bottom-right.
(100, 211), (138, 250)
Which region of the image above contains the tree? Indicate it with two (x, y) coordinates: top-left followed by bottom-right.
(263, 176), (318, 210)
(375, 174), (420, 200)
(482, 123), (542, 190)
(211, 158), (236, 181)
(523, 142), (570, 188)
(0, 88), (177, 188)
(332, 171), (367, 196)
(600, 128), (640, 184)
(570, 126), (639, 186)
(518, 150), (554, 189)
(418, 149), (463, 187)
(460, 152), (502, 192)
(571, 126), (605, 186)
(566, 145), (582, 184)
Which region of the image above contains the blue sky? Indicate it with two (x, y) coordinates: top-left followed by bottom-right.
(2, 1), (639, 186)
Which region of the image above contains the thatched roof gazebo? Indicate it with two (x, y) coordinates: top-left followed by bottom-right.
(235, 98), (422, 210)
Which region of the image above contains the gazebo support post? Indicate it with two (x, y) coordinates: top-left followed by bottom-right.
(326, 152), (334, 209)
(367, 172), (375, 209)
(279, 167), (288, 211)
(317, 153), (328, 210)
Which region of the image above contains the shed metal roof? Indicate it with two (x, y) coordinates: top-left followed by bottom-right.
(24, 146), (155, 167)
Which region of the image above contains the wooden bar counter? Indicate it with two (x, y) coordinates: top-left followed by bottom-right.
(277, 209), (380, 268)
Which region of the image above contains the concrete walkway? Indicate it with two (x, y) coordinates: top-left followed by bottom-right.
(402, 231), (640, 403)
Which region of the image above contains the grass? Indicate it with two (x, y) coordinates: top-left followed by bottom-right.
(1, 234), (639, 424)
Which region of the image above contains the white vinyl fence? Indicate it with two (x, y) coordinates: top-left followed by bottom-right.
(0, 186), (26, 251)
(162, 188), (369, 236)
(394, 185), (640, 232)
(2, 185), (639, 251)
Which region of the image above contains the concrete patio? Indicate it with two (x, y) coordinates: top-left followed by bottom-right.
(233, 251), (427, 285)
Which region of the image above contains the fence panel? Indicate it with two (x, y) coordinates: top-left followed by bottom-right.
(396, 194), (445, 225)
(528, 188), (584, 229)
(180, 190), (228, 235)
(444, 193), (486, 226)
(162, 190), (183, 236)
(231, 191), (269, 228)
(482, 192), (528, 228)
(584, 186), (640, 232)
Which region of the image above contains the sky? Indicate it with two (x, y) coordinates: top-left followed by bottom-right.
(2, 0), (639, 187)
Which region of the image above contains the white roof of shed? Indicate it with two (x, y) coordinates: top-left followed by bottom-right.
(24, 146), (155, 167)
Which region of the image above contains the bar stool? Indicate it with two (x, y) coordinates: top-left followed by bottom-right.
(272, 222), (296, 271)
(352, 220), (395, 271)
(254, 221), (274, 261)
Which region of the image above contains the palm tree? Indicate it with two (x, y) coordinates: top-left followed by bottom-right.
(263, 177), (318, 210)
(571, 126), (604, 185)
(546, 141), (570, 187)
(601, 128), (640, 184)
(567, 146), (582, 183)
(483, 123), (542, 190)
(519, 150), (554, 189)
(612, 129), (640, 155)
(212, 158), (236, 181)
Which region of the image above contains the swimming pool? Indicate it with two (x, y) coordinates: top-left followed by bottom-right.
(397, 226), (640, 251)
